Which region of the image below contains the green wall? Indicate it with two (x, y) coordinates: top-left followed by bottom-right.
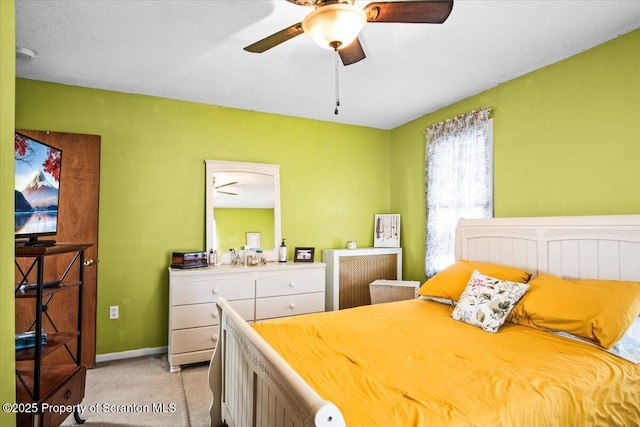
(1, 1), (17, 426)
(391, 28), (640, 281)
(216, 208), (275, 251)
(14, 81), (391, 354)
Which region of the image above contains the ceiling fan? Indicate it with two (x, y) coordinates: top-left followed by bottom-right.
(214, 181), (238, 196)
(244, 0), (454, 66)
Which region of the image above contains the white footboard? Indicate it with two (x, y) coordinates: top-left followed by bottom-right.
(208, 298), (345, 427)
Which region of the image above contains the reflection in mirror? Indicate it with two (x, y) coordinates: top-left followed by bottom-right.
(205, 160), (281, 261)
(213, 171), (275, 251)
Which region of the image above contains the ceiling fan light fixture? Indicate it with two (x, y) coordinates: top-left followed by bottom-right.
(302, 3), (366, 50)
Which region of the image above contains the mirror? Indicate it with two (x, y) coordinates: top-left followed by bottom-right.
(205, 160), (281, 261)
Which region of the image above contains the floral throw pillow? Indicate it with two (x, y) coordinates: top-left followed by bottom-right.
(452, 270), (529, 333)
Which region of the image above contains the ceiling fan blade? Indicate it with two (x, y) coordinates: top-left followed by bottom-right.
(339, 38), (366, 66)
(364, 0), (453, 24)
(244, 23), (304, 53)
(215, 181), (238, 190)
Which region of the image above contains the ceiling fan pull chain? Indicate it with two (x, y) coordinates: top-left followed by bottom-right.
(335, 50), (340, 115)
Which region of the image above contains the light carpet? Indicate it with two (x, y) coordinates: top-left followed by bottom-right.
(62, 354), (211, 427)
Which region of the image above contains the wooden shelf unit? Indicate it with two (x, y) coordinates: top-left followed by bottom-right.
(15, 282), (82, 299)
(14, 243), (91, 427)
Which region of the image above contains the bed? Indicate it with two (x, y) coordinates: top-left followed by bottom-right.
(208, 215), (640, 426)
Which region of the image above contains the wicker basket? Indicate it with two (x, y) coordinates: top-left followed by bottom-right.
(338, 254), (398, 309)
(369, 280), (419, 304)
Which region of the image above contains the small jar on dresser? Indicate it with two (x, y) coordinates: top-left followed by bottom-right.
(167, 261), (326, 373)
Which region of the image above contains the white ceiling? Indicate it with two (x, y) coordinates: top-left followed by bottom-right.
(213, 171), (275, 208)
(15, 0), (640, 130)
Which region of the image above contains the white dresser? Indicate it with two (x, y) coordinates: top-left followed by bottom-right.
(168, 262), (325, 372)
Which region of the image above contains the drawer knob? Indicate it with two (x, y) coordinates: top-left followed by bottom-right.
(289, 302), (296, 309)
(212, 288), (219, 294)
(289, 281), (296, 288)
(212, 334), (219, 341)
(211, 312), (218, 318)
(64, 389), (72, 399)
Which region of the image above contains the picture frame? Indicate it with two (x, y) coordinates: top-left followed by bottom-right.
(294, 247), (315, 263)
(373, 214), (401, 248)
(245, 232), (261, 249)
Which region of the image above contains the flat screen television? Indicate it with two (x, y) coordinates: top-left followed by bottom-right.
(14, 132), (62, 246)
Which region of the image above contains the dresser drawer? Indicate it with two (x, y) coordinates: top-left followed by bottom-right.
(256, 292), (325, 320)
(171, 326), (218, 354)
(171, 299), (255, 329)
(171, 277), (254, 306)
(168, 264), (326, 372)
(255, 269), (324, 298)
(41, 366), (86, 427)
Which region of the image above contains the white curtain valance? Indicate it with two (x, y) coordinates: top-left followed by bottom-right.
(425, 107), (493, 141)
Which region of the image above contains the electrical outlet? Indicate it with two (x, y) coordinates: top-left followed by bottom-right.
(109, 306), (119, 319)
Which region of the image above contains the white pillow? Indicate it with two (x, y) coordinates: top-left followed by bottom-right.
(419, 295), (454, 306)
(452, 270), (529, 333)
(609, 316), (640, 363)
(554, 316), (640, 364)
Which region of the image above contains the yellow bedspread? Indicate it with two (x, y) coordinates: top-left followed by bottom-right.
(252, 299), (640, 427)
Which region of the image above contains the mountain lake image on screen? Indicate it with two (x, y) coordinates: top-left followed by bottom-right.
(14, 132), (63, 243)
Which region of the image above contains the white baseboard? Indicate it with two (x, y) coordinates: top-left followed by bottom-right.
(96, 346), (167, 363)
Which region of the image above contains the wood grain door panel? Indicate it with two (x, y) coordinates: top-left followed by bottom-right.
(15, 130), (100, 367)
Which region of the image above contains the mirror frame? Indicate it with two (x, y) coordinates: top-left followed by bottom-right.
(205, 160), (281, 260)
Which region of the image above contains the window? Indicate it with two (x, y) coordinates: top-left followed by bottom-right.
(424, 108), (493, 277)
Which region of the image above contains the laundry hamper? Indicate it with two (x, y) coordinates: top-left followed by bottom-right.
(369, 279), (419, 304)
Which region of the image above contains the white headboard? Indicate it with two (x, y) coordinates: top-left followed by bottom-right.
(455, 215), (640, 281)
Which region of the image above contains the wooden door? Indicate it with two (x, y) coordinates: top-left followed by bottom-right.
(15, 130), (101, 368)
